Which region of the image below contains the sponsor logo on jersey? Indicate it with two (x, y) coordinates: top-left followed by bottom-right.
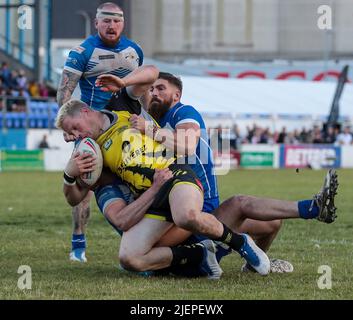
(103, 139), (113, 151)
(122, 146), (146, 166)
(99, 54), (115, 60)
(72, 46), (85, 54)
(67, 57), (78, 65)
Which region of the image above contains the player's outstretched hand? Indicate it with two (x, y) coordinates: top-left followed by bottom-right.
(65, 152), (97, 177)
(95, 74), (126, 92)
(152, 168), (173, 190)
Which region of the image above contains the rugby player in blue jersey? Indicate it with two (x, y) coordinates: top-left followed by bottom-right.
(128, 72), (338, 272)
(56, 2), (144, 262)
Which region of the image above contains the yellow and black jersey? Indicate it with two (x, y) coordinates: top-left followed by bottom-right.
(105, 87), (153, 122)
(96, 110), (176, 195)
(105, 87), (142, 115)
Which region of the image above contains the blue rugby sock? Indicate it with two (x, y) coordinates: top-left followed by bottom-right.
(298, 200), (319, 219)
(72, 234), (86, 251)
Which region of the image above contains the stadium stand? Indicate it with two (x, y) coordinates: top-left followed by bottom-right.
(0, 61), (57, 129)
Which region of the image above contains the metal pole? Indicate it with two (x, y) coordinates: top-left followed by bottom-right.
(47, 0), (52, 82)
(76, 10), (91, 38)
(19, 0), (24, 63)
(34, 0), (40, 81)
(5, 0), (11, 54)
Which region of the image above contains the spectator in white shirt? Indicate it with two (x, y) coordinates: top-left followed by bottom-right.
(335, 126), (353, 145)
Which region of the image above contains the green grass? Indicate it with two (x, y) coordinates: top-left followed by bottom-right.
(0, 169), (353, 300)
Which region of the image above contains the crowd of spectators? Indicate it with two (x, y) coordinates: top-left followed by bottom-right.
(210, 123), (353, 150)
(0, 62), (55, 113)
(1, 61), (353, 145)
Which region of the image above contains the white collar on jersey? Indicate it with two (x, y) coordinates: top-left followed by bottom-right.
(100, 110), (118, 133)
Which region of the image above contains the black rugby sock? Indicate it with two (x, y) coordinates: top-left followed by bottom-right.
(213, 224), (245, 252)
(170, 244), (204, 266)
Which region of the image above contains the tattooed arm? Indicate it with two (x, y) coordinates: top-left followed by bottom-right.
(57, 70), (82, 142)
(56, 70), (81, 107)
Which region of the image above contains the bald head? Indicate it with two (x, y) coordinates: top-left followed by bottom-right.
(95, 2), (125, 46)
(96, 2), (123, 19)
(98, 2), (122, 11)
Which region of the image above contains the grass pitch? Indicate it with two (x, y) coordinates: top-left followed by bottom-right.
(0, 169), (352, 300)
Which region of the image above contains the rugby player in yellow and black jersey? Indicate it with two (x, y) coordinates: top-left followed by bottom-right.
(57, 65), (203, 221)
(94, 107), (203, 220)
(57, 66), (271, 277)
(56, 69), (226, 279)
(93, 70), (203, 220)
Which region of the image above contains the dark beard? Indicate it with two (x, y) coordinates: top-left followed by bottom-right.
(148, 99), (172, 121)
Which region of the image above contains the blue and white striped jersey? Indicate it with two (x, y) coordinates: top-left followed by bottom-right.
(64, 34), (143, 110)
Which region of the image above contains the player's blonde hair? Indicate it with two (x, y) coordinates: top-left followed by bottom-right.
(55, 99), (88, 129)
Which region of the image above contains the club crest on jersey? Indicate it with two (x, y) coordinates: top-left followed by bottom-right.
(103, 139), (113, 151)
(125, 52), (138, 63)
(72, 46), (85, 54)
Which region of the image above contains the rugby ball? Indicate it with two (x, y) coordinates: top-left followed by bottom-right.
(74, 137), (103, 187)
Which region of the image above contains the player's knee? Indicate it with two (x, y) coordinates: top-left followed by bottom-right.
(119, 252), (145, 272)
(174, 209), (199, 230)
(81, 199), (91, 211)
(78, 191), (93, 210)
(271, 219), (282, 233)
(119, 257), (137, 271)
(73, 200), (90, 213)
(232, 194), (254, 214)
(262, 219), (282, 237)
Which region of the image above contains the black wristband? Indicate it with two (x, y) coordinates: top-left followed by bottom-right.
(63, 172), (76, 184)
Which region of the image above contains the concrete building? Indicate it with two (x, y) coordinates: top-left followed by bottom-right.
(130, 0), (353, 61)
(2, 0), (353, 83)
